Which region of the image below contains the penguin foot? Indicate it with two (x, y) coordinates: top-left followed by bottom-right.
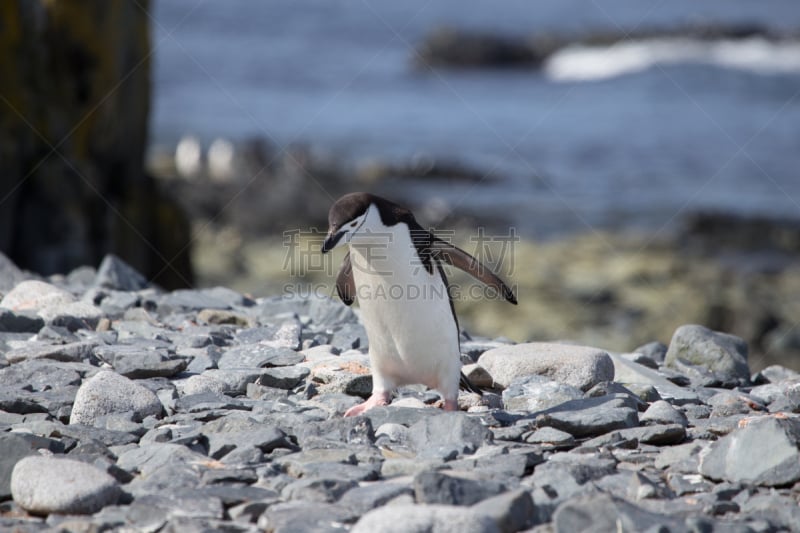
(344, 392), (391, 417)
(443, 398), (459, 412)
(432, 398), (460, 411)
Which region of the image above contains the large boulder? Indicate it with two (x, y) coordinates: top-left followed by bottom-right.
(665, 324), (750, 385)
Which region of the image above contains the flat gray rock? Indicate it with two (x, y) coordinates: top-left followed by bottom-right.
(408, 412), (492, 457)
(610, 354), (699, 405)
(257, 501), (358, 533)
(93, 344), (188, 379)
(217, 344), (303, 369)
(365, 406), (438, 429)
(414, 471), (508, 506)
(553, 494), (681, 533)
(535, 395), (639, 438)
(282, 477), (358, 503)
(308, 352), (373, 398)
(524, 426), (576, 447)
(116, 443), (209, 479)
(201, 416), (291, 459)
(0, 359), (86, 392)
(11, 456), (121, 515)
(665, 324), (750, 385)
(6, 340), (97, 364)
(337, 481), (414, 514)
(257, 366), (310, 390)
(174, 391), (249, 413)
(153, 287), (246, 314)
(502, 375), (583, 412)
(70, 370), (163, 426)
(666, 472), (713, 496)
(615, 423), (687, 446)
(257, 295), (357, 329)
(200, 368), (265, 395)
(478, 342), (614, 391)
(699, 416), (800, 486)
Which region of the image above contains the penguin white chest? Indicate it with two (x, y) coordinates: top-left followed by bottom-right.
(347, 222), (461, 394)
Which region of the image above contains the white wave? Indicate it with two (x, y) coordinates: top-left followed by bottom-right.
(544, 37), (800, 82)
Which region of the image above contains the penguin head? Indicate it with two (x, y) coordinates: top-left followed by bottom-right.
(322, 192), (416, 253)
(322, 192), (377, 253)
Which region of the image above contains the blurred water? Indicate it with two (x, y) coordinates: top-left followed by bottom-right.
(150, 0), (800, 237)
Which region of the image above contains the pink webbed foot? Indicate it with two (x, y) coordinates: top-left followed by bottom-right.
(432, 398), (460, 411)
(344, 391), (391, 417)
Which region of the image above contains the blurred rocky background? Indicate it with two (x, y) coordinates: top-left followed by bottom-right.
(2, 1), (800, 370)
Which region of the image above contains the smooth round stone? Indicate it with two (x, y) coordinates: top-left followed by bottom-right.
(640, 400), (689, 427)
(478, 342), (614, 391)
(391, 397), (428, 409)
(11, 456), (121, 515)
(0, 280), (75, 313)
(70, 370), (163, 426)
(181, 374), (229, 396)
(352, 504), (498, 533)
(375, 423), (409, 442)
(525, 426), (576, 446)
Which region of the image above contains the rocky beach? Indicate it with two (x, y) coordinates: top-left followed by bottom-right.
(1, 253), (800, 532)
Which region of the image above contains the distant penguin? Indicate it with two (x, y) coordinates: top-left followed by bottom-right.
(321, 192), (517, 416)
(175, 135), (203, 178)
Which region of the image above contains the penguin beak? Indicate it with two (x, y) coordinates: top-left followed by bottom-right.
(321, 229), (344, 254)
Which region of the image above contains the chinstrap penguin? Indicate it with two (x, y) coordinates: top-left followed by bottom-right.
(321, 192), (517, 417)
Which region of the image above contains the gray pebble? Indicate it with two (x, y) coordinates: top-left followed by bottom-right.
(535, 395), (639, 438)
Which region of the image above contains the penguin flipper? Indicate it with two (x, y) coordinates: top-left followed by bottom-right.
(459, 371), (484, 396)
(336, 251), (357, 306)
(431, 238), (518, 305)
